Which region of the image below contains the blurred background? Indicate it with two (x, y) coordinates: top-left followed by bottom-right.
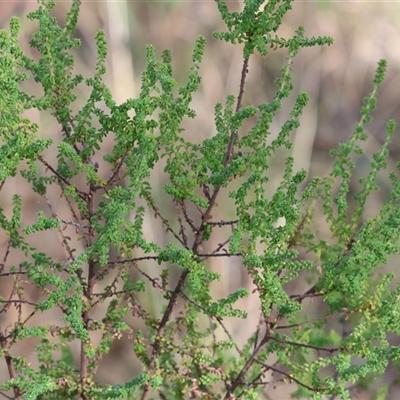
(1, 1), (400, 399)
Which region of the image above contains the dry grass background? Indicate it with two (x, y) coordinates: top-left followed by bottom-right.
(1, 1), (400, 399)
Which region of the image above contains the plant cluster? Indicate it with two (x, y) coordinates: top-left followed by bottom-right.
(0, 0), (399, 399)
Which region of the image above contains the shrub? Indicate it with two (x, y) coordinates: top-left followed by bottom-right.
(0, 0), (399, 399)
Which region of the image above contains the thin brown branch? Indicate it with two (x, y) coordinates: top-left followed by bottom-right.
(275, 309), (353, 330)
(91, 266), (130, 307)
(0, 333), (22, 400)
(175, 200), (189, 247)
(37, 155), (86, 200)
(269, 335), (340, 353)
(93, 149), (130, 190)
(0, 390), (15, 400)
(0, 264), (24, 318)
(224, 334), (269, 399)
(253, 312), (265, 350)
(290, 286), (322, 302)
(0, 271), (27, 277)
(64, 117), (82, 155)
(223, 57), (249, 167)
(80, 189), (96, 400)
(212, 237), (231, 253)
(237, 373), (282, 399)
(1, 239), (12, 274)
(290, 240), (356, 305)
(207, 219), (239, 227)
(57, 219), (89, 228)
(58, 182), (90, 249)
(235, 57), (249, 113)
(140, 54), (251, 400)
(45, 195), (84, 286)
(254, 360), (318, 393)
(0, 299), (37, 307)
(144, 193), (188, 248)
(275, 315), (331, 330)
(108, 255), (159, 265)
(179, 291), (244, 357)
(180, 199), (197, 232)
(198, 251), (241, 259)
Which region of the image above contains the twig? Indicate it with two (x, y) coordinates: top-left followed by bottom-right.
(254, 360), (318, 393)
(0, 332), (23, 400)
(108, 255), (159, 265)
(224, 334), (269, 399)
(37, 155), (86, 200)
(207, 219), (239, 227)
(57, 219), (89, 229)
(269, 335), (340, 353)
(144, 193), (188, 248)
(0, 300), (37, 307)
(93, 149), (130, 190)
(180, 199), (197, 232)
(198, 252), (241, 259)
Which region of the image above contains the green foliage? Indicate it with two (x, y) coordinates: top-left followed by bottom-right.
(0, 0), (399, 399)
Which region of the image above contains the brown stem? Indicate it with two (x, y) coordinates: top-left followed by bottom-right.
(140, 56), (251, 400)
(0, 333), (22, 400)
(255, 360), (318, 393)
(223, 57), (249, 167)
(79, 193), (96, 399)
(37, 155), (86, 200)
(223, 334), (269, 399)
(93, 149), (130, 190)
(269, 336), (340, 353)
